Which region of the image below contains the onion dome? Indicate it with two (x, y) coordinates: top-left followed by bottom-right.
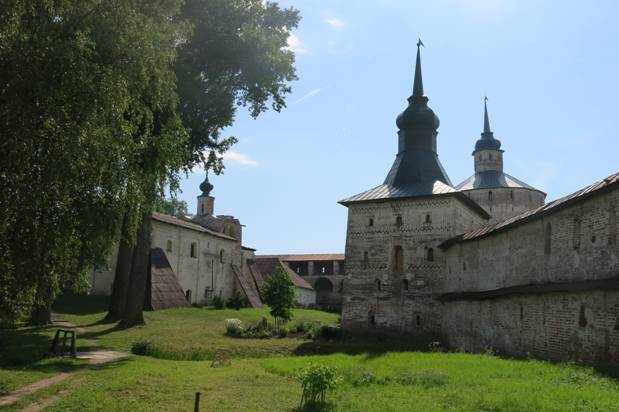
(199, 172), (213, 196)
(396, 41), (440, 131)
(474, 98), (502, 152)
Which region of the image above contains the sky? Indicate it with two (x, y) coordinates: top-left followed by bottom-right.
(178, 0), (619, 254)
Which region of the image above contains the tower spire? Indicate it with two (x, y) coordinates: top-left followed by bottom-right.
(483, 96), (492, 135)
(413, 38), (424, 97)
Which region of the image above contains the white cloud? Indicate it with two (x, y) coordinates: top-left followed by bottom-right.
(222, 150), (260, 167)
(293, 88), (322, 105)
(324, 16), (346, 28)
(286, 34), (308, 55)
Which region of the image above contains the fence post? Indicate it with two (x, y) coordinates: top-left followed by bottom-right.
(194, 392), (200, 412)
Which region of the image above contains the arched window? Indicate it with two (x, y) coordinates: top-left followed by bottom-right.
(166, 240), (173, 252)
(425, 214), (431, 224)
(544, 223), (552, 255)
(392, 245), (403, 273)
(220, 249), (225, 263)
(427, 248), (434, 262)
(190, 242), (197, 258)
(363, 251), (369, 268)
(395, 215), (403, 227)
(185, 289), (192, 303)
(488, 191), (493, 202)
(375, 279), (381, 291)
(573, 217), (581, 250)
(368, 218), (374, 227)
(402, 278), (409, 291)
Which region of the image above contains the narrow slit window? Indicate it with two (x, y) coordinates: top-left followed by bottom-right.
(375, 279), (381, 292)
(396, 215), (403, 227)
(369, 218), (374, 227)
(402, 279), (409, 291)
(220, 249), (224, 263)
(166, 240), (173, 252)
(363, 251), (369, 268)
(427, 248), (434, 262)
(579, 304), (587, 327)
(573, 217), (581, 250)
(393, 245), (404, 273)
(488, 191), (493, 202)
(544, 223), (552, 255)
(425, 214), (431, 224)
(609, 205), (617, 246)
(190, 242), (197, 258)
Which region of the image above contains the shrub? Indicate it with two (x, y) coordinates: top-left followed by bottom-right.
(226, 291), (247, 310)
(131, 340), (155, 356)
(225, 318), (244, 337)
(211, 295), (225, 309)
(428, 341), (443, 352)
(241, 316), (275, 339)
(296, 363), (340, 409)
(292, 320), (318, 334)
(315, 324), (342, 340)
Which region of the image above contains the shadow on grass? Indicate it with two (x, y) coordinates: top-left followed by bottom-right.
(78, 323), (127, 340)
(52, 294), (109, 316)
(291, 401), (335, 412)
(292, 336), (429, 359)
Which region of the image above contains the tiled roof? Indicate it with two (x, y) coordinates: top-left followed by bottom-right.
(256, 253), (344, 262)
(151, 212), (236, 241)
(251, 257), (314, 290)
(241, 246), (257, 251)
(456, 171), (543, 192)
(440, 171), (619, 250)
(147, 248), (191, 310)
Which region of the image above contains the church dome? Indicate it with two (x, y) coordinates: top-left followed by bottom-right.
(199, 173), (213, 196)
(474, 134), (501, 151)
(396, 97), (440, 131)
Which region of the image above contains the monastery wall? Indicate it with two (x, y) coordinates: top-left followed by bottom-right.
(440, 186), (619, 363)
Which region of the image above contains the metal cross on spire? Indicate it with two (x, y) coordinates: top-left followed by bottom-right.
(413, 38), (425, 97)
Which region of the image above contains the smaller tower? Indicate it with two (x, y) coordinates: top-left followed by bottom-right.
(473, 97), (504, 173)
(197, 172), (214, 217)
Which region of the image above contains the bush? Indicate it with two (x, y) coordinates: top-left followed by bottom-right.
(315, 324), (342, 340)
(292, 321), (318, 334)
(225, 319), (244, 337)
(241, 317), (275, 339)
(211, 295), (225, 309)
(131, 340), (155, 356)
(296, 363), (340, 408)
(226, 291), (247, 310)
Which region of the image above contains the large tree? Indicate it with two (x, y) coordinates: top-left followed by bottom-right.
(108, 0), (300, 327)
(0, 0), (187, 326)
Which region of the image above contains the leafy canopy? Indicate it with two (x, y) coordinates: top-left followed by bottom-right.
(261, 265), (296, 326)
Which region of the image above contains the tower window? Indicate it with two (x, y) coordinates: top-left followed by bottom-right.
(544, 223), (552, 255)
(190, 242), (197, 258)
(363, 251), (369, 268)
(166, 240), (173, 253)
(368, 218), (374, 227)
(488, 191), (493, 202)
(427, 248), (434, 262)
(392, 245), (403, 273)
(416, 315), (421, 327)
(425, 214), (431, 224)
(510, 191), (514, 200)
(201, 203), (204, 215)
(402, 278), (409, 291)
(395, 215), (403, 227)
(463, 261), (467, 271)
(369, 313), (376, 326)
(375, 279), (381, 291)
(220, 249), (225, 263)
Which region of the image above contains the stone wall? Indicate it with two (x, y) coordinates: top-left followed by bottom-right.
(440, 184), (619, 363)
(341, 195), (487, 336)
(461, 187), (546, 224)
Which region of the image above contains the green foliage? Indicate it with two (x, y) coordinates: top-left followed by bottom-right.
(131, 340), (155, 356)
(296, 364), (340, 409)
(314, 325), (342, 341)
(226, 290), (248, 310)
(153, 195), (189, 218)
(211, 296), (225, 309)
(261, 265), (296, 329)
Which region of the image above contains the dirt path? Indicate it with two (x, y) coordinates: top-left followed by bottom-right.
(0, 315), (128, 409)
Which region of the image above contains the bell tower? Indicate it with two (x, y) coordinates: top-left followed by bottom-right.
(197, 172), (214, 217)
(473, 98), (504, 173)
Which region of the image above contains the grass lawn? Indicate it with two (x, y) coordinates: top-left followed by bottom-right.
(2, 295), (619, 411)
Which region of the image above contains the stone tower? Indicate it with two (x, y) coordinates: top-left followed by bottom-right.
(197, 172), (215, 217)
(339, 42), (489, 337)
(456, 99), (546, 223)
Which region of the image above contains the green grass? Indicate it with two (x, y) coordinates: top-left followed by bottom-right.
(2, 295), (619, 411)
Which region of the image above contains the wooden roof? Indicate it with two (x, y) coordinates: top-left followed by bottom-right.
(147, 248), (191, 311)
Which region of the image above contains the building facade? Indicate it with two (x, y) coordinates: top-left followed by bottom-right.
(91, 175), (315, 308)
(340, 42), (619, 364)
(257, 254), (345, 310)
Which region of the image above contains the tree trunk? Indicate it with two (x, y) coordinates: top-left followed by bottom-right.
(120, 211), (152, 328)
(105, 212), (134, 322)
(30, 302), (52, 325)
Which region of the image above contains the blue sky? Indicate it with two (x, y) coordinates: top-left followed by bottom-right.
(179, 0), (619, 254)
